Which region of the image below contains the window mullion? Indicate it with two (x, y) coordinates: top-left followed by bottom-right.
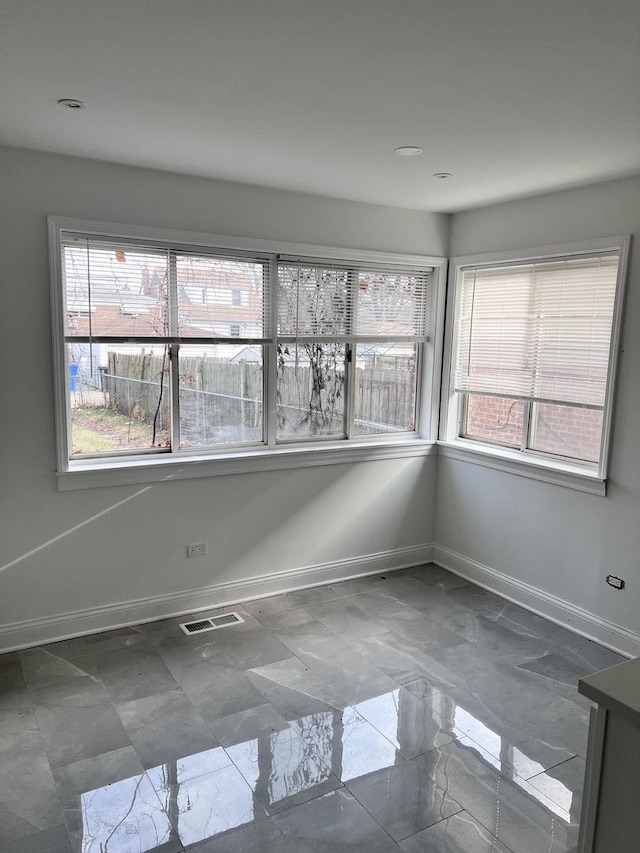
(413, 340), (425, 434)
(266, 256), (278, 447)
(344, 343), (355, 438)
(345, 269), (358, 438)
(458, 393), (468, 438)
(521, 400), (532, 451)
(168, 252), (181, 451)
(169, 344), (181, 452)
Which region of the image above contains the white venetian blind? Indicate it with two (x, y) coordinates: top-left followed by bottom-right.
(277, 262), (351, 338)
(455, 253), (619, 407)
(356, 268), (431, 338)
(62, 237), (270, 341)
(176, 252), (269, 340)
(62, 238), (170, 338)
(277, 261), (431, 339)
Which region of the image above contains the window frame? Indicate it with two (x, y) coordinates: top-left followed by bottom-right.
(49, 216), (447, 490)
(274, 259), (431, 443)
(439, 236), (630, 495)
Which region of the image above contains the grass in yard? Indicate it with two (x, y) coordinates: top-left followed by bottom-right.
(70, 407), (169, 455)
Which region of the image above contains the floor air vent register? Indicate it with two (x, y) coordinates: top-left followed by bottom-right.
(179, 612), (244, 635)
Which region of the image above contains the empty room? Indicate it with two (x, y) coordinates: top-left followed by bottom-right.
(1, 1), (639, 852)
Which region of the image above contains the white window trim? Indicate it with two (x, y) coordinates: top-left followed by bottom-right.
(57, 439), (438, 491)
(439, 236), (631, 496)
(49, 216), (447, 491)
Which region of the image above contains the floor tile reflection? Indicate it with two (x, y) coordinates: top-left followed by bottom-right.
(148, 761), (257, 848)
(353, 686), (456, 758)
(289, 705), (402, 782)
(226, 724), (343, 814)
(415, 738), (579, 853)
(53, 745), (145, 811)
(347, 759), (463, 841)
(0, 564), (617, 852)
(527, 756), (586, 824)
(62, 770), (180, 853)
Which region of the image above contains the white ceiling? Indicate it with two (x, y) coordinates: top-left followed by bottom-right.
(1, 0), (639, 212)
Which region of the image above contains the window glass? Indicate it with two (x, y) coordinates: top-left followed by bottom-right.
(463, 394), (524, 448)
(64, 243), (169, 338)
(178, 344), (263, 447)
(354, 343), (417, 435)
(56, 226), (437, 470)
(356, 271), (429, 336)
(277, 265), (351, 336)
(276, 343), (346, 439)
(176, 254), (266, 338)
(68, 342), (170, 456)
(449, 244), (627, 474)
(529, 403), (602, 462)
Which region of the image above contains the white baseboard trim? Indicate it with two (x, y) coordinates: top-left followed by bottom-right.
(0, 543), (433, 653)
(433, 544), (640, 659)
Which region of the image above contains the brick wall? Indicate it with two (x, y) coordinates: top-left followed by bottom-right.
(532, 403), (602, 462)
(465, 394), (602, 462)
(465, 395), (524, 446)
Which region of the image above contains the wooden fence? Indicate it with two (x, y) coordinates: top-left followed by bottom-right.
(103, 352), (415, 440)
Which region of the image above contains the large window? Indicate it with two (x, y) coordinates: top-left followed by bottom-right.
(50, 219), (444, 484)
(275, 261), (430, 441)
(61, 238), (268, 458)
(442, 238), (629, 490)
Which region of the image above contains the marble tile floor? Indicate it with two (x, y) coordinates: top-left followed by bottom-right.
(0, 563), (624, 852)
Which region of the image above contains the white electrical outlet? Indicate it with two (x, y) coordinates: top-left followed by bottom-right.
(187, 542), (208, 558)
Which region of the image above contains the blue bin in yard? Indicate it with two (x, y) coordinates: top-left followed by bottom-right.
(68, 363), (79, 392)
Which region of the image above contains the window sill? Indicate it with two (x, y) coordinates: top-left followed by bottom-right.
(57, 439), (438, 491)
(436, 440), (606, 496)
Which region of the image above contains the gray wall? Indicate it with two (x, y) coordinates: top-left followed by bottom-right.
(3, 144), (638, 648)
(0, 146), (445, 633)
(439, 176), (640, 638)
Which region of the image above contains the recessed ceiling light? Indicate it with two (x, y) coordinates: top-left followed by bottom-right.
(432, 172), (453, 179)
(58, 98), (86, 110)
(394, 146), (423, 156)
